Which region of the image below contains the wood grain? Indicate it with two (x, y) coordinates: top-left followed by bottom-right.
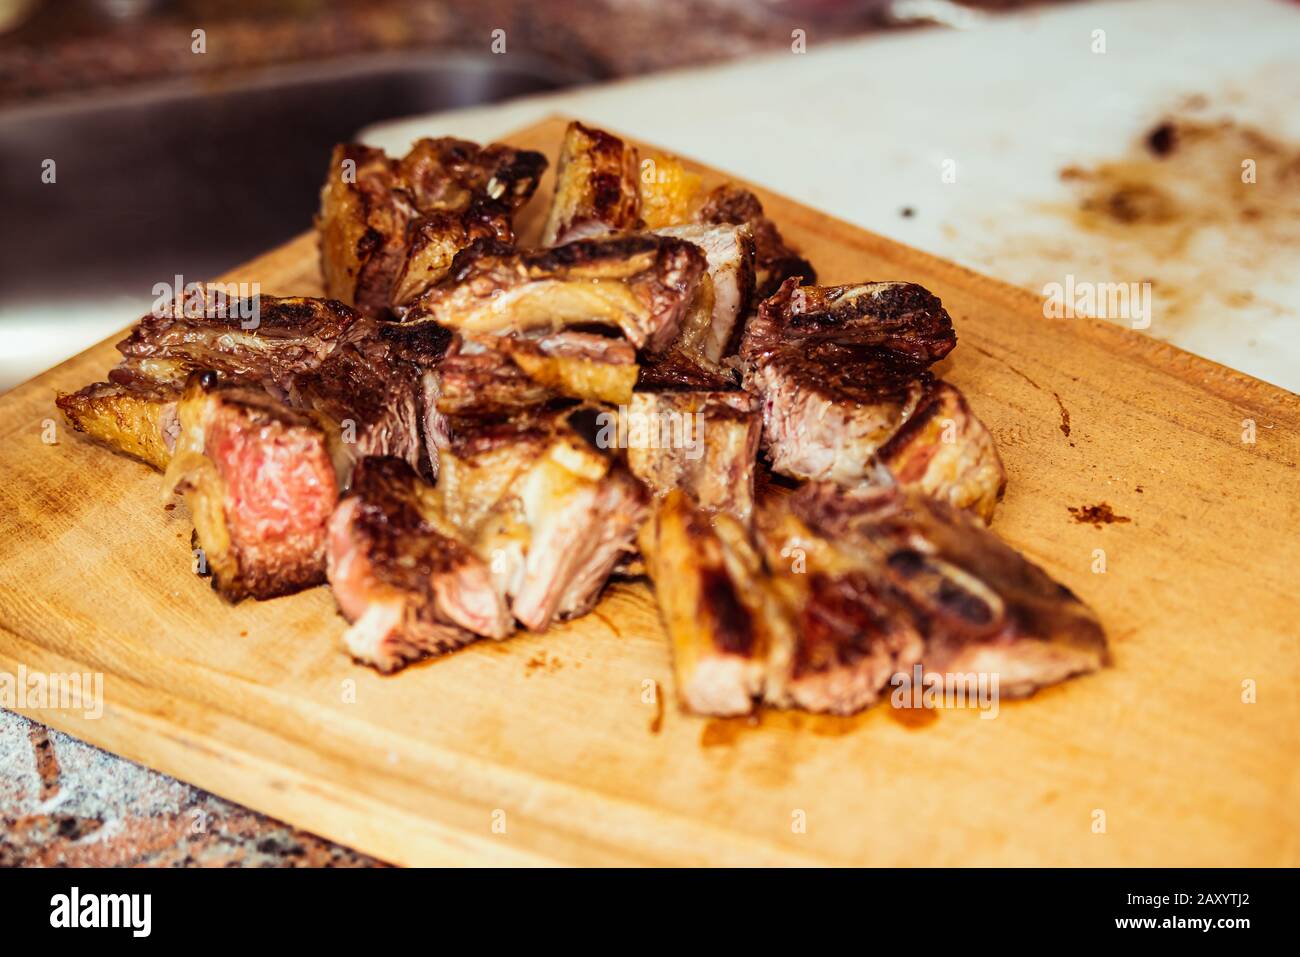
(1, 116), (1297, 867)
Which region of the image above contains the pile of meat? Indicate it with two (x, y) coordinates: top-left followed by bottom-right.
(58, 122), (1107, 716)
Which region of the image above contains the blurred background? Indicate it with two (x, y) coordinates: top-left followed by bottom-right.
(0, 0), (1296, 390)
(0, 0), (1060, 392)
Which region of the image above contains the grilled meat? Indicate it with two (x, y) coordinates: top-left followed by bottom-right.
(624, 390), (761, 522)
(433, 411), (649, 632)
(542, 121), (642, 246)
(696, 184), (815, 297)
(409, 234), (686, 349)
(755, 491), (925, 714)
(162, 373), (338, 601)
(317, 137), (546, 316)
(112, 293), (364, 393)
(653, 222), (756, 372)
(389, 201), (514, 312)
(873, 380), (1005, 523)
(427, 330), (637, 429)
(327, 456), (510, 673)
(396, 137), (547, 215)
(788, 482), (1108, 697)
(492, 331), (638, 405)
(317, 143), (415, 317)
(740, 278), (957, 369)
(287, 342), (425, 486)
(740, 279), (1002, 520)
(407, 235), (707, 353)
(639, 491), (780, 716)
(56, 381), (180, 471)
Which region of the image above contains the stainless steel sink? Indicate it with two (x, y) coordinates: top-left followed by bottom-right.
(0, 51), (584, 389)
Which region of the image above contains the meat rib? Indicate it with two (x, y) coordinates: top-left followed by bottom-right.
(406, 235), (706, 353)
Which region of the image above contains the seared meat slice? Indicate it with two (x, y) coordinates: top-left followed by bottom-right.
(740, 278), (957, 368)
(740, 279), (1003, 518)
(512, 431), (648, 628)
(287, 342), (424, 487)
(317, 143), (417, 317)
(433, 411), (649, 631)
(396, 136), (546, 215)
(389, 201), (515, 312)
(112, 293), (363, 393)
(696, 184), (815, 297)
(746, 341), (933, 485)
(639, 491), (782, 716)
(162, 374), (338, 601)
(654, 222), (756, 368)
(541, 121), (642, 246)
(408, 235), (706, 353)
(56, 380), (180, 471)
(789, 482), (1109, 697)
(755, 494), (924, 714)
(624, 390), (761, 522)
(874, 381), (1005, 523)
(317, 137), (546, 316)
(327, 456), (510, 673)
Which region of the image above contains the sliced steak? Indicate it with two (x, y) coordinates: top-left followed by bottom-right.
(740, 279), (1003, 520)
(327, 456), (510, 673)
(874, 380), (1005, 523)
(639, 491), (778, 716)
(317, 137), (546, 317)
(755, 493), (924, 715)
(112, 293), (364, 393)
(624, 390), (761, 522)
(162, 373), (338, 601)
(541, 121), (642, 246)
(432, 411), (649, 631)
(789, 482), (1109, 697)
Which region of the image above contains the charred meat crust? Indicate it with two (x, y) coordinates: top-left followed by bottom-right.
(408, 234), (707, 353)
(542, 121), (643, 246)
(327, 456), (509, 672)
(787, 482), (1108, 696)
(112, 293), (364, 392)
(317, 137), (547, 317)
(740, 278), (957, 375)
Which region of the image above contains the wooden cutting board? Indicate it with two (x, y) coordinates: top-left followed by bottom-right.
(2, 116), (1298, 867)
